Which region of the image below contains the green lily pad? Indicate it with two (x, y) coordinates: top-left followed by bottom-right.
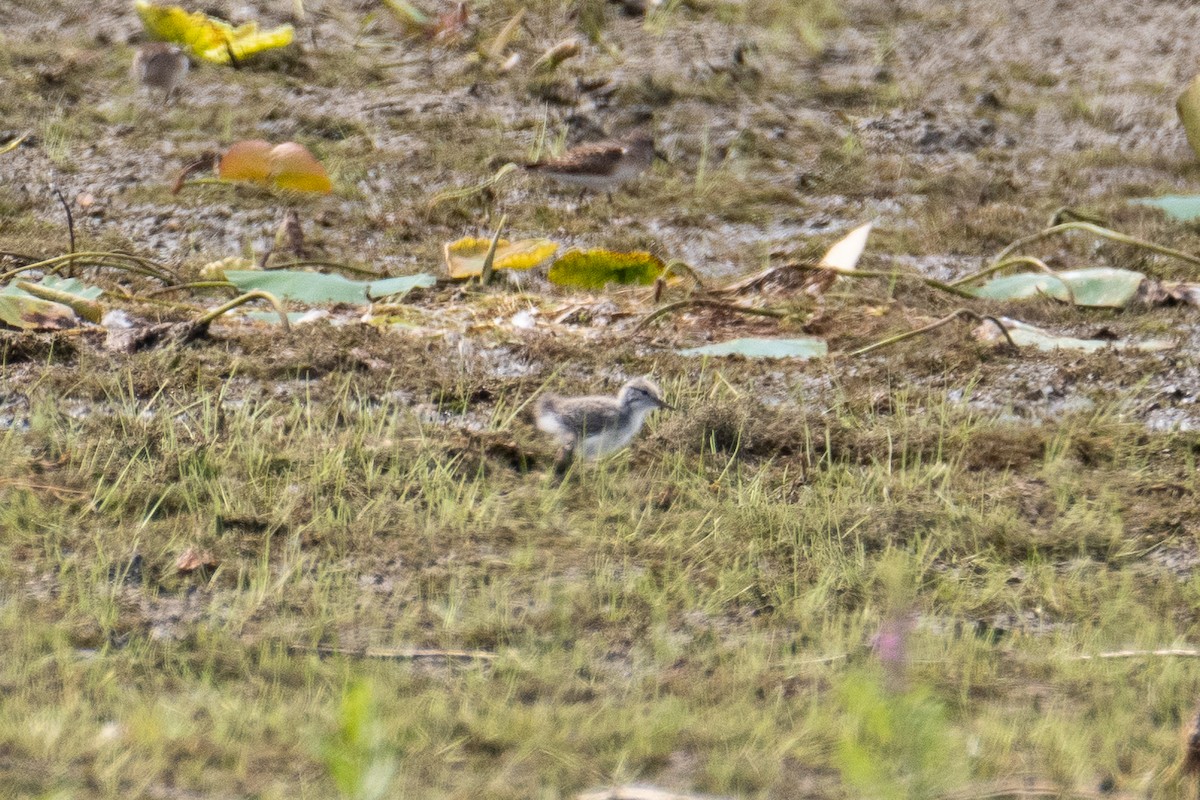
(225, 270), (435, 305)
(367, 274), (438, 300)
(547, 249), (664, 289)
(1129, 195), (1200, 222)
(678, 337), (828, 359)
(0, 294), (77, 330)
(969, 268), (1145, 308)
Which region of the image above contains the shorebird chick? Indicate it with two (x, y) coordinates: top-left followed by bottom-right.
(536, 377), (673, 468)
(131, 43), (189, 103)
(524, 132), (659, 202)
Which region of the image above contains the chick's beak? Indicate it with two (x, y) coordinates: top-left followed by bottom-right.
(657, 397), (675, 411)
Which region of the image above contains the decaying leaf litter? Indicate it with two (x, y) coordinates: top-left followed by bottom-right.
(10, 0), (1200, 798)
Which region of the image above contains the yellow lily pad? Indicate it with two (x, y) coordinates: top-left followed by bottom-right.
(443, 237), (559, 280)
(547, 249), (665, 289)
(134, 0), (294, 65)
(217, 140), (332, 194)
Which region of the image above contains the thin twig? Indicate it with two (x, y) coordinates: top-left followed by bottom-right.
(632, 298), (788, 334)
(51, 186), (75, 256)
(848, 309), (1016, 357)
(1068, 648), (1200, 660)
(289, 644), (496, 661)
(196, 290), (291, 331)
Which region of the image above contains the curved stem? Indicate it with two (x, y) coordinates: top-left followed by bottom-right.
(1048, 206), (1107, 228)
(848, 309), (1016, 357)
(951, 221), (1200, 288)
(196, 290), (291, 331)
(632, 298), (787, 334)
(950, 256), (1054, 288)
(790, 263), (980, 300)
(662, 259), (706, 291)
(0, 251), (175, 284)
(143, 281), (238, 298)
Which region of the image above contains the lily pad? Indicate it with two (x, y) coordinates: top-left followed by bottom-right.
(547, 249), (665, 289)
(443, 237), (559, 280)
(678, 337), (828, 359)
(0, 294), (77, 330)
(1, 275), (103, 326)
(218, 141), (332, 194)
(974, 317), (1174, 353)
(1129, 195), (1200, 223)
(135, 0), (294, 64)
(969, 267), (1145, 308)
(225, 270), (435, 305)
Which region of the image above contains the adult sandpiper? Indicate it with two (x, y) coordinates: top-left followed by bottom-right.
(523, 131), (659, 202)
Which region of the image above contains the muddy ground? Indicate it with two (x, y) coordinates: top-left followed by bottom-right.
(6, 0), (1200, 798)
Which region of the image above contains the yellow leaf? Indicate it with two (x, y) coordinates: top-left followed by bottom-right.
(218, 139), (273, 183)
(268, 142), (332, 193)
(443, 237), (558, 280)
(217, 140), (331, 194)
(134, 0), (293, 65)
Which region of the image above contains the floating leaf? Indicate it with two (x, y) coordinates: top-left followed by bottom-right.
(0, 294), (77, 330)
(969, 267), (1145, 308)
(367, 274), (437, 300)
(268, 142), (333, 193)
(974, 317), (1173, 353)
(1179, 74), (1200, 162)
(1129, 195), (1200, 222)
(218, 140), (273, 183)
(14, 278), (103, 323)
(443, 237), (559, 279)
(225, 270), (434, 305)
(820, 221), (872, 271)
(134, 0), (294, 64)
(678, 337), (828, 359)
(547, 249), (664, 289)
(218, 141), (331, 194)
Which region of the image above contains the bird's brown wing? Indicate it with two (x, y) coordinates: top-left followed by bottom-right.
(526, 141), (626, 176)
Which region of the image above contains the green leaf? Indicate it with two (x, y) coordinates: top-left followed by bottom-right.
(0, 294), (78, 330)
(1129, 195), (1200, 222)
(225, 270), (434, 306)
(969, 267), (1145, 308)
(547, 249), (664, 289)
(678, 337), (828, 359)
(7, 276), (105, 323)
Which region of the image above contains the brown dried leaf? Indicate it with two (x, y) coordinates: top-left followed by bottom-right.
(175, 547), (219, 574)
